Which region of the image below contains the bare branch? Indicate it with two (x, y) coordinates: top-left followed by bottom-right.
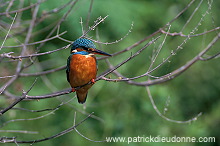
(146, 86), (202, 124)
(85, 0), (94, 32)
(1, 31), (67, 49)
(0, 0), (219, 144)
(0, 112), (94, 144)
(81, 15), (109, 38)
(100, 31), (220, 86)
(2, 44), (70, 59)
(0, 13), (17, 51)
(180, 0), (203, 32)
(0, 130), (38, 134)
(160, 26), (220, 37)
(0, 78), (37, 115)
(0, 0), (45, 16)
(73, 112), (106, 142)
(86, 21), (134, 45)
(20, 65), (66, 77)
(38, 0), (78, 49)
(199, 52), (220, 61)
(97, 36), (160, 80)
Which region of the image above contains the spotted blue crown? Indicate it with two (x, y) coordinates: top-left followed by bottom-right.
(71, 38), (96, 52)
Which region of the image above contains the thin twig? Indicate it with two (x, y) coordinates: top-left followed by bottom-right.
(85, 0), (94, 32)
(73, 112), (106, 142)
(0, 130), (38, 134)
(2, 113), (94, 144)
(0, 0), (45, 16)
(1, 31), (67, 48)
(3, 44), (71, 59)
(146, 86), (202, 124)
(0, 78), (38, 115)
(0, 12), (17, 51)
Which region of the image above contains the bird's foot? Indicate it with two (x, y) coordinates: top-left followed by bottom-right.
(91, 78), (96, 84)
(72, 88), (76, 92)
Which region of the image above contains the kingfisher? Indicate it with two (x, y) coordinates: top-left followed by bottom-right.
(66, 38), (111, 104)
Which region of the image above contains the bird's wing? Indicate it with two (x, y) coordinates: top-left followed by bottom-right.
(66, 54), (72, 83)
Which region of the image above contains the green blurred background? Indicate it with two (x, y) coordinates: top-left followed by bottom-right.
(0, 0), (220, 145)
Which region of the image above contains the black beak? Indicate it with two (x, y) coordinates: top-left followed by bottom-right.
(89, 48), (112, 56)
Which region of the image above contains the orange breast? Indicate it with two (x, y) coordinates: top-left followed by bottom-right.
(69, 54), (97, 88)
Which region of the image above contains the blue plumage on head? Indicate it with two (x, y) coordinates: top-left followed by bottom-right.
(71, 38), (96, 52)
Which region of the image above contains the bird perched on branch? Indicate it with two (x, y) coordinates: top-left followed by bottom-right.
(66, 38), (111, 104)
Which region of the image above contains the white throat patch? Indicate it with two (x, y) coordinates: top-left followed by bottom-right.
(85, 53), (94, 58)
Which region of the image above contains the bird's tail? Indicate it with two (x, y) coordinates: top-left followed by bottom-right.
(76, 91), (88, 104)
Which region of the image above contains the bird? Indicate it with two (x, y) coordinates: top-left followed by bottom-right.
(66, 38), (111, 104)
